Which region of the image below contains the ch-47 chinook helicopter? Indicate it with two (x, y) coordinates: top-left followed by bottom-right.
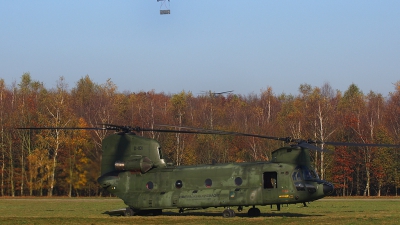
(18, 124), (400, 217)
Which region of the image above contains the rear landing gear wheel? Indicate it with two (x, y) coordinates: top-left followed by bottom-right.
(222, 209), (236, 218)
(247, 207), (260, 217)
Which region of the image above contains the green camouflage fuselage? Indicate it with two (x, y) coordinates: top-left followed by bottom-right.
(97, 132), (333, 211)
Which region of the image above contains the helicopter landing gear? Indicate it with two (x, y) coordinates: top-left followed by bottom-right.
(123, 208), (162, 216)
(151, 209), (163, 216)
(277, 204), (281, 211)
(247, 206), (261, 217)
(222, 208), (236, 218)
(179, 208), (184, 214)
(124, 207), (135, 216)
(237, 206), (243, 212)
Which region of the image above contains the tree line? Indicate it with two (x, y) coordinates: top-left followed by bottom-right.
(0, 73), (399, 197)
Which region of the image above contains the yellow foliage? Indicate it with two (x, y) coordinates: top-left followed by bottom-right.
(27, 148), (52, 191)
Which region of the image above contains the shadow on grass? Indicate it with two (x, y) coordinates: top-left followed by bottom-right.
(105, 209), (323, 218)
(163, 211), (323, 218)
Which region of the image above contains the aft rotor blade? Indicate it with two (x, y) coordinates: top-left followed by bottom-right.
(156, 124), (233, 134)
(157, 124), (287, 141)
(318, 141), (400, 148)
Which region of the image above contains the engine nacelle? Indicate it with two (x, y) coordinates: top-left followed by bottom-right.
(115, 156), (153, 173)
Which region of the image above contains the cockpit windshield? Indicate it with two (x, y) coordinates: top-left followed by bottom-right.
(307, 168), (319, 180)
(292, 165), (319, 181)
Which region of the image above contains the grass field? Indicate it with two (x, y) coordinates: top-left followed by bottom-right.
(1, 197), (399, 225)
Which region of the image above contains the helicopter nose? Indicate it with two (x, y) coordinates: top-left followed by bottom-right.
(323, 182), (334, 195)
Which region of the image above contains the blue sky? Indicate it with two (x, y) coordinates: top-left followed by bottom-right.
(1, 1), (399, 96)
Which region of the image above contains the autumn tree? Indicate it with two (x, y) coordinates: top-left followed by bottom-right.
(169, 91), (190, 165)
(332, 146), (354, 196)
(4, 83), (18, 196)
(277, 94), (303, 139)
(258, 87), (281, 161)
(27, 129), (52, 196)
(242, 93), (268, 161)
(385, 81), (400, 195)
(0, 79), (7, 196)
(337, 84), (367, 195)
(371, 127), (396, 196)
(65, 118), (92, 197)
(71, 76), (112, 195)
(307, 84), (337, 180)
(38, 77), (73, 196)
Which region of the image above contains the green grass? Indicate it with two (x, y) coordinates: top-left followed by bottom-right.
(1, 197), (399, 225)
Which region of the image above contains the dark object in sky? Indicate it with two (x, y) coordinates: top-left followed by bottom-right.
(160, 10), (170, 15)
(158, 0), (170, 15)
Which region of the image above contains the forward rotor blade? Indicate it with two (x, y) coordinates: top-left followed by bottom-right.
(144, 126), (236, 135)
(16, 127), (106, 130)
(297, 142), (332, 152)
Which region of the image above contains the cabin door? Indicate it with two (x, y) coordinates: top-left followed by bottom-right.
(263, 172), (278, 201)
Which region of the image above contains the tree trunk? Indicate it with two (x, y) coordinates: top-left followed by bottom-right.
(377, 182), (381, 197)
(20, 143), (24, 196)
(1, 147), (4, 196)
(343, 179), (346, 196)
(9, 139), (15, 197)
(1, 128), (4, 196)
(49, 150), (58, 197)
(68, 148), (73, 198)
(48, 130), (60, 197)
(363, 167), (370, 196)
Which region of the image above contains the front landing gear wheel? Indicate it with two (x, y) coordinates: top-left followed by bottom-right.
(222, 209), (235, 218)
(124, 207), (135, 216)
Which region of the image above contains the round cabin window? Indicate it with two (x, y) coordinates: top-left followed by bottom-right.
(175, 180), (183, 189)
(235, 177), (243, 186)
(146, 181), (154, 190)
(205, 178), (212, 188)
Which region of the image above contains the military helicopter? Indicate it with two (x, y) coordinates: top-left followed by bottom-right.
(17, 124), (399, 218)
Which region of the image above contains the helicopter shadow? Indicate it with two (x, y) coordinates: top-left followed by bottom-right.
(162, 210), (323, 218)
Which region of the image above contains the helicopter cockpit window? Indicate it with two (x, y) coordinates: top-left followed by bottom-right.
(205, 178), (212, 188)
(175, 180), (183, 189)
(158, 147), (163, 159)
(235, 177), (243, 186)
(308, 169), (319, 179)
(146, 181), (154, 190)
(301, 166), (319, 180)
(292, 167), (306, 191)
(293, 166), (319, 181)
(292, 170), (302, 181)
